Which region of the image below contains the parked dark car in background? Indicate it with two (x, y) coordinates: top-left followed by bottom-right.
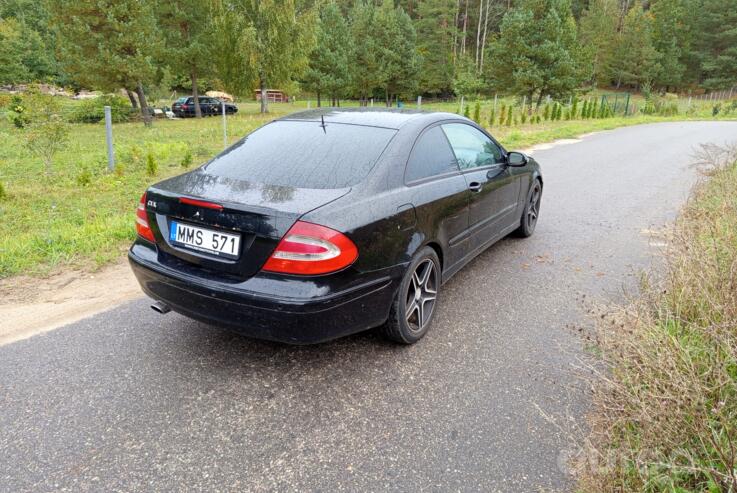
(172, 96), (238, 117)
(129, 109), (543, 344)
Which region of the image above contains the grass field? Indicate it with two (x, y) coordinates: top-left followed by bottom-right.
(0, 98), (734, 279)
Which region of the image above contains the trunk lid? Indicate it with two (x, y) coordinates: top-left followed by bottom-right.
(145, 170), (350, 280)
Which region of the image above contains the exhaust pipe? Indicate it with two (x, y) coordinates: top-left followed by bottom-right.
(151, 301), (171, 314)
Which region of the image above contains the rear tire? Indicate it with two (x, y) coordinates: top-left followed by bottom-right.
(514, 179), (542, 238)
(381, 246), (440, 344)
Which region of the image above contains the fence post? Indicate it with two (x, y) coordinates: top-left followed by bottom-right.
(307, 100), (311, 109)
(624, 93), (630, 116)
(522, 95), (527, 112)
(221, 101), (227, 149)
(417, 95), (422, 108)
(370, 98), (374, 107)
(460, 95), (465, 114)
(104, 106), (114, 172)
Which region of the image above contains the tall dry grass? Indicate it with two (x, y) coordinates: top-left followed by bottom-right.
(580, 145), (737, 492)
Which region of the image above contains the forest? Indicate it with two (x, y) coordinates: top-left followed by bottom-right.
(1, 0), (736, 117)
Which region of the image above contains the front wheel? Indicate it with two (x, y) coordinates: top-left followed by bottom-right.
(515, 179), (542, 237)
(381, 246), (440, 344)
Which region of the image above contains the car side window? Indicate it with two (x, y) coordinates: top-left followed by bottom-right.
(441, 123), (504, 170)
(405, 126), (460, 183)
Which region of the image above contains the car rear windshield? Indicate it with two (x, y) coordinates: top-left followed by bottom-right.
(203, 121), (397, 189)
(176, 97), (187, 103)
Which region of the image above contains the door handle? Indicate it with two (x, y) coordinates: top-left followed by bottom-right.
(468, 181), (482, 192)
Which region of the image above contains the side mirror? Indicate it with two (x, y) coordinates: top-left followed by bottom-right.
(506, 151), (529, 167)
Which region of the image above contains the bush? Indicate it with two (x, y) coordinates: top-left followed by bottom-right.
(0, 181), (6, 200)
(488, 109), (495, 128)
(7, 95), (30, 128)
(68, 95), (134, 124)
(76, 169), (92, 186)
(463, 104), (470, 118)
(472, 100), (481, 123)
(180, 150), (193, 168)
(146, 151), (158, 176)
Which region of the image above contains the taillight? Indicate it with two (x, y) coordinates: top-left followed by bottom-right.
(262, 221), (358, 275)
(136, 192), (155, 242)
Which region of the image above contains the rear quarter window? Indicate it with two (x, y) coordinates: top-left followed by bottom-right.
(204, 121), (397, 189)
(405, 126), (459, 183)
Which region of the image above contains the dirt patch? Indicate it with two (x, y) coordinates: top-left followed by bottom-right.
(0, 261), (142, 346)
(524, 138), (584, 154)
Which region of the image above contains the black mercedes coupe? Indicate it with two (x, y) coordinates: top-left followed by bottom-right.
(129, 109), (543, 344)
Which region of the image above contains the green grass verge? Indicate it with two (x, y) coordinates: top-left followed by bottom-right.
(0, 99), (734, 278)
(580, 150), (737, 492)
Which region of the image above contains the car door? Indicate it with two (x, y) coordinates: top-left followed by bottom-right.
(441, 123), (521, 250)
(404, 124), (470, 272)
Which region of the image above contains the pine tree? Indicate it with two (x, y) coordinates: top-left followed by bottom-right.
(505, 109), (512, 126)
(488, 108), (496, 127)
(50, 0), (161, 124)
(415, 0), (456, 96)
(608, 2), (661, 89)
(157, 0), (213, 118)
(303, 2), (353, 107)
(697, 0), (737, 90)
(543, 103), (550, 120)
(472, 100), (481, 123)
(571, 97), (579, 118)
(350, 2), (384, 105)
(499, 104), (507, 125)
(578, 0), (618, 86)
(650, 0), (689, 90)
(488, 0), (587, 107)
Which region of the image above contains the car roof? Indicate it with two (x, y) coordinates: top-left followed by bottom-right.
(277, 108), (462, 130)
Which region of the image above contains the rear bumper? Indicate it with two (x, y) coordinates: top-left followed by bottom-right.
(128, 246), (398, 344)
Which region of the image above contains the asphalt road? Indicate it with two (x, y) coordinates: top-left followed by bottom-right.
(2, 121), (736, 492)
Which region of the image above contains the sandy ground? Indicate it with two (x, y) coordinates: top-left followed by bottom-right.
(0, 135), (590, 347)
(0, 261), (142, 346)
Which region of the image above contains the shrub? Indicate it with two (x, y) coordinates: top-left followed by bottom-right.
(472, 100), (481, 123)
(69, 95), (134, 124)
(20, 90), (70, 175)
(76, 169), (92, 186)
(0, 181), (6, 200)
(488, 109), (495, 128)
(7, 95), (30, 128)
(543, 104), (550, 121)
(499, 105), (506, 125)
(521, 112), (527, 124)
(180, 149), (193, 168)
(505, 109), (512, 126)
(571, 98), (578, 119)
(146, 151), (158, 176)
(463, 104), (470, 118)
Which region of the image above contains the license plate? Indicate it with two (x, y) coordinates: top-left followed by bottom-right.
(169, 221), (241, 259)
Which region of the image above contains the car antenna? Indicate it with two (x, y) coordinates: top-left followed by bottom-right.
(320, 114), (327, 133)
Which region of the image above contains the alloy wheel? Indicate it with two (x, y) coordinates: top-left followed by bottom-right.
(527, 183), (541, 230)
(405, 259), (438, 332)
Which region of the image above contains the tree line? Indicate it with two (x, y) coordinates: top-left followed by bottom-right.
(1, 0), (735, 120)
